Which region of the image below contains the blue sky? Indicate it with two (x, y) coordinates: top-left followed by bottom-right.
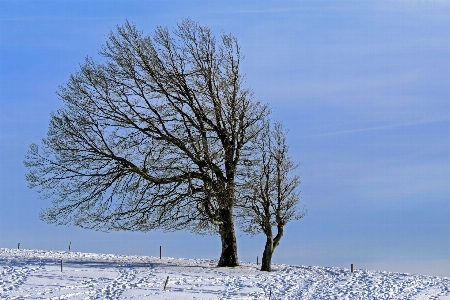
(1, 1), (449, 277)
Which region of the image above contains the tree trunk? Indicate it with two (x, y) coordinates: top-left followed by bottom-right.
(217, 208), (239, 267)
(261, 236), (274, 272)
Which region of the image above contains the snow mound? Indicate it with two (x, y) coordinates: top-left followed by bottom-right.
(1, 248), (449, 299)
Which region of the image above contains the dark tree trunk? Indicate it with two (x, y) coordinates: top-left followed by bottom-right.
(217, 208), (239, 267)
(261, 225), (283, 272)
(261, 236), (274, 272)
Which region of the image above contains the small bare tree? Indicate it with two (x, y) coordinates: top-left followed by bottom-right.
(24, 19), (268, 267)
(238, 122), (305, 272)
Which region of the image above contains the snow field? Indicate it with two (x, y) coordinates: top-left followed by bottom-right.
(1, 248), (449, 299)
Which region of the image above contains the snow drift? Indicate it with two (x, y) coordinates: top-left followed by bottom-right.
(1, 248), (449, 299)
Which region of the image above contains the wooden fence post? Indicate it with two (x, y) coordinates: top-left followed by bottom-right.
(61, 260), (63, 272)
(351, 264), (354, 273)
(257, 256), (258, 265)
(68, 242), (71, 253)
(163, 276), (169, 290)
(160, 246), (162, 259)
(18, 243), (20, 249)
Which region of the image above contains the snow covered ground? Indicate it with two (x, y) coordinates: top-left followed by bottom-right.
(1, 248), (449, 299)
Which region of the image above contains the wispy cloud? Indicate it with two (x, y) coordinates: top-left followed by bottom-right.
(0, 16), (120, 21)
(236, 2), (371, 14)
(236, 7), (302, 14)
(375, 0), (450, 11)
(297, 72), (421, 98)
(255, 71), (422, 104)
(312, 118), (450, 137)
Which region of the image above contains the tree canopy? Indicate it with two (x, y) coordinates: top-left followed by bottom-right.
(25, 19), (303, 268)
(238, 123), (305, 271)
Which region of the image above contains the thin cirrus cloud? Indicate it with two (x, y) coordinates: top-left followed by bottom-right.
(312, 118), (450, 137)
(256, 71), (422, 105)
(0, 16), (120, 21)
(292, 72), (420, 97)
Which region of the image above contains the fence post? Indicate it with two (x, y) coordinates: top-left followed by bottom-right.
(160, 246), (162, 259)
(163, 276), (169, 290)
(68, 242), (71, 253)
(61, 260), (63, 272)
(257, 256), (258, 265)
(18, 243), (20, 250)
(351, 264), (354, 273)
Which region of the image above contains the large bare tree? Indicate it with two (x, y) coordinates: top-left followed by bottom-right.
(24, 19), (268, 267)
(237, 123), (305, 271)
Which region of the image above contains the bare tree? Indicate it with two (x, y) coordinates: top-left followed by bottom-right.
(237, 122), (305, 271)
(24, 19), (268, 267)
